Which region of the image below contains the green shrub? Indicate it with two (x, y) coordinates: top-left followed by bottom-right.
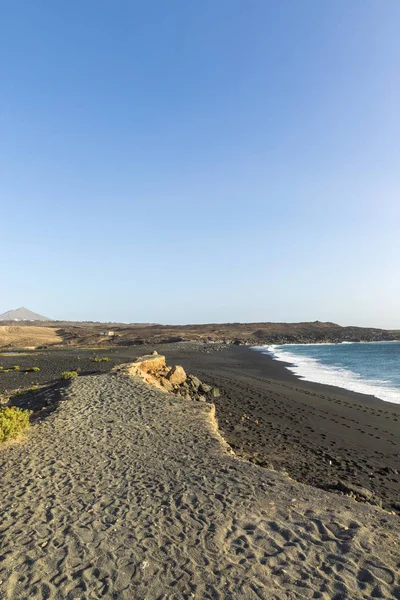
(0, 407), (32, 442)
(2, 369), (10, 373)
(25, 367), (40, 372)
(13, 365), (20, 371)
(92, 356), (109, 362)
(61, 371), (78, 380)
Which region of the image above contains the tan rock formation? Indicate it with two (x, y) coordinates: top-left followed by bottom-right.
(119, 354), (218, 403)
(160, 378), (174, 392)
(125, 355), (168, 391)
(130, 355), (166, 375)
(167, 365), (187, 385)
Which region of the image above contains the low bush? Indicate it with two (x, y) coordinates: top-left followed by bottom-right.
(25, 367), (40, 372)
(92, 356), (109, 362)
(13, 365), (20, 371)
(0, 407), (32, 443)
(61, 371), (78, 380)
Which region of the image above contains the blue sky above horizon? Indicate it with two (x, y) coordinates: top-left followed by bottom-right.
(1, 1), (399, 327)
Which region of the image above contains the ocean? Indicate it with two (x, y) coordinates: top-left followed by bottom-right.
(253, 341), (400, 404)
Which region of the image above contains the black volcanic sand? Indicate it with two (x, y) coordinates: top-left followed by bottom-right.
(159, 344), (400, 513)
(1, 343), (400, 513)
(0, 347), (170, 408)
(0, 350), (119, 398)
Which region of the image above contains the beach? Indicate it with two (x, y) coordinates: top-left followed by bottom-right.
(3, 0), (398, 596)
(1, 343), (400, 512)
(1, 369), (400, 599)
(160, 344), (400, 513)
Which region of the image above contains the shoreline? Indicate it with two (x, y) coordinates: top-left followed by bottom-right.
(2, 342), (399, 512)
(159, 343), (400, 513)
(251, 343), (400, 406)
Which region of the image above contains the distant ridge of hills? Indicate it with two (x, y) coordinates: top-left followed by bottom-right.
(0, 307), (51, 321)
(54, 320), (397, 347)
(0, 311), (397, 346)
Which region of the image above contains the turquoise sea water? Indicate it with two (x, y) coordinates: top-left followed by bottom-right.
(253, 341), (400, 404)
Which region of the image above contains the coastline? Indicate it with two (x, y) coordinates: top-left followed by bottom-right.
(159, 343), (400, 513)
(252, 342), (400, 404)
(1, 342), (399, 512)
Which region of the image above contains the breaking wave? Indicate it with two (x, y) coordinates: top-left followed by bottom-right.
(253, 344), (400, 404)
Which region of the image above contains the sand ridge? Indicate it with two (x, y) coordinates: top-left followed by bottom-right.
(0, 372), (400, 599)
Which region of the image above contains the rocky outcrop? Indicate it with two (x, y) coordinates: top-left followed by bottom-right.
(118, 354), (220, 403)
(125, 355), (168, 391)
(129, 354), (166, 376)
(167, 365), (187, 385)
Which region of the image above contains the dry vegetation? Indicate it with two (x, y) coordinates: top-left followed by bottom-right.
(0, 326), (61, 349)
(0, 406), (32, 442)
(61, 371), (78, 380)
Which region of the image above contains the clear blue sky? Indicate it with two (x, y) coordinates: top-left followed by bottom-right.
(1, 1), (399, 327)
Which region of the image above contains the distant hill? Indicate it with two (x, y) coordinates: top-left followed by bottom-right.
(0, 307), (51, 321)
(54, 320), (397, 347)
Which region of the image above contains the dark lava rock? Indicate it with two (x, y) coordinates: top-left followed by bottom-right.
(187, 375), (202, 390)
(209, 387), (221, 398)
(199, 383), (212, 394)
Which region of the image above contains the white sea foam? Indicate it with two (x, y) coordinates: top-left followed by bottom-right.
(252, 345), (400, 404)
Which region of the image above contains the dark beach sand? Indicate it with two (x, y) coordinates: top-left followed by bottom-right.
(159, 344), (400, 512)
(1, 371), (400, 599)
(2, 343), (399, 512)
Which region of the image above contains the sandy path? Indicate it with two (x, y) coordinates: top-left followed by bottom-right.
(1, 373), (400, 599)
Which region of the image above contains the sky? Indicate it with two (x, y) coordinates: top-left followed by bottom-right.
(1, 0), (399, 327)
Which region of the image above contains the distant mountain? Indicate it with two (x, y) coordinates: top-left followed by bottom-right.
(0, 307), (51, 321)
